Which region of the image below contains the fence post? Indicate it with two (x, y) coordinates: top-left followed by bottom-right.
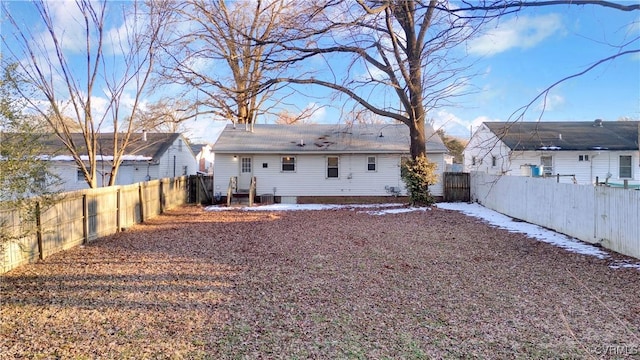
(139, 184), (145, 223)
(196, 175), (201, 204)
(82, 194), (88, 245)
(159, 180), (164, 214)
(35, 201), (43, 260)
(116, 188), (121, 233)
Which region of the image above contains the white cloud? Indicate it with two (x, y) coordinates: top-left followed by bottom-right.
(43, 1), (88, 54)
(536, 93), (565, 112)
(431, 110), (501, 138)
(468, 14), (563, 56)
(308, 103), (327, 123)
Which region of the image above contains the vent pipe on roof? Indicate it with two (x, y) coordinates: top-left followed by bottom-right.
(593, 119), (603, 127)
(143, 129), (147, 142)
(558, 133), (562, 140)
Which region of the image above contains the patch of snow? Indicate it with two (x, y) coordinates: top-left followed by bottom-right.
(437, 202), (610, 260)
(203, 201), (640, 270)
(40, 155), (152, 161)
(609, 260), (640, 270)
(360, 207), (430, 215)
(204, 203), (405, 212)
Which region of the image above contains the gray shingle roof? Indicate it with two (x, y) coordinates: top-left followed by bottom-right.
(484, 121), (639, 151)
(213, 123), (448, 154)
(12, 132), (184, 161)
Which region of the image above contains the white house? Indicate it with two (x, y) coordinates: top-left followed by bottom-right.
(38, 132), (197, 192)
(213, 123), (449, 203)
(464, 120), (640, 185)
(191, 143), (214, 174)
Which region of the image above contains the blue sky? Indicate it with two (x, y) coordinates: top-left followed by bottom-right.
(1, 1), (638, 143)
(446, 4), (640, 136)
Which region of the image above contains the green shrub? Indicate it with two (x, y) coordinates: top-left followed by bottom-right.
(401, 155), (439, 206)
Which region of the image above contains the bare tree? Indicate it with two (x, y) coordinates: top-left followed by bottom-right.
(266, 1), (484, 159)
(154, 0), (304, 128)
(1, 0), (169, 188)
(264, 0), (638, 159)
(132, 99), (192, 133)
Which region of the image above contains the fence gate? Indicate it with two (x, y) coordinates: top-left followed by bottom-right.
(443, 172), (470, 202)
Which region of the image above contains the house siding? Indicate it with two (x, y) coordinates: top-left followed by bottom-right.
(157, 138), (197, 179)
(214, 152), (446, 199)
(507, 150), (639, 184)
(427, 153), (445, 197)
(464, 124), (512, 175)
(464, 124), (640, 185)
(48, 137), (197, 192)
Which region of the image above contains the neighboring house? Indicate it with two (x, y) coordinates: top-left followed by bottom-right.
(464, 120), (640, 185)
(191, 143), (214, 174)
(35, 132), (197, 191)
(212, 123), (448, 203)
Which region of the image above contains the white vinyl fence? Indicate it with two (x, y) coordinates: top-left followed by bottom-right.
(470, 172), (640, 260)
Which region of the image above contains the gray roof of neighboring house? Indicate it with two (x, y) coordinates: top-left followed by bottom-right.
(213, 123), (448, 154)
(11, 132), (185, 161)
(484, 120), (640, 151)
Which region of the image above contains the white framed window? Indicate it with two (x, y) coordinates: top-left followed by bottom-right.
(281, 156), (295, 172)
(620, 155), (632, 178)
(241, 157), (252, 173)
(327, 156), (339, 178)
(578, 154), (590, 162)
(178, 139), (183, 152)
(541, 155), (553, 176)
(367, 156), (376, 171)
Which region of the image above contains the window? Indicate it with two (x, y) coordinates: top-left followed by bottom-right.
(77, 167), (88, 182)
(241, 157), (252, 173)
(620, 155), (632, 178)
(472, 156), (477, 166)
(178, 139), (183, 152)
(183, 166), (188, 176)
(579, 154), (590, 162)
(491, 156), (497, 167)
(327, 156), (339, 178)
(541, 156), (553, 176)
(35, 173), (47, 190)
(367, 156), (376, 171)
(281, 156), (295, 172)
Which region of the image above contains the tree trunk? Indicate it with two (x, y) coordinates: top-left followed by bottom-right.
(409, 118), (427, 159)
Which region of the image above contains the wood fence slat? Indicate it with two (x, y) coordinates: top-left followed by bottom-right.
(1, 176), (192, 274)
(443, 172), (470, 202)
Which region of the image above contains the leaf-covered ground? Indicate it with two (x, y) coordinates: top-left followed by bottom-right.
(1, 205), (639, 359)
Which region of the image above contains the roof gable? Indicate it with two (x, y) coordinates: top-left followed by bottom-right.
(213, 123), (448, 154)
(484, 121), (639, 151)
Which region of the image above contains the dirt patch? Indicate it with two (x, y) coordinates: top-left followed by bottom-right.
(1, 205), (638, 359)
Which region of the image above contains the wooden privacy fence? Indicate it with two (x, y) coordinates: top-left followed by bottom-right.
(470, 172), (640, 260)
(1, 177), (189, 274)
(443, 172), (470, 202)
(188, 174), (214, 204)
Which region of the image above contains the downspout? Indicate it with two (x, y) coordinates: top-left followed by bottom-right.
(590, 153), (598, 185)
